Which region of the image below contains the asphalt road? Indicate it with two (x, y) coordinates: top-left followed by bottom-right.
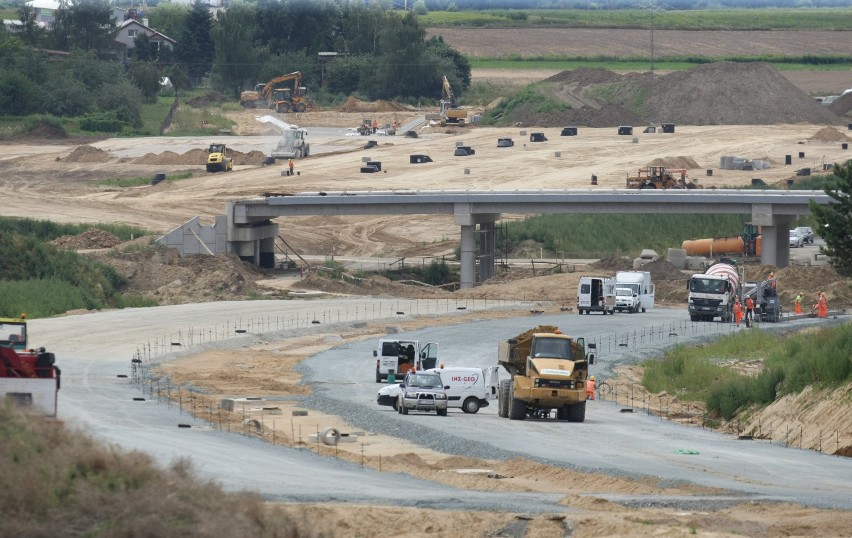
(30, 300), (852, 511)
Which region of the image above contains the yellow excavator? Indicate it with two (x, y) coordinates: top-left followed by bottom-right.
(240, 72), (313, 113)
(625, 166), (700, 189)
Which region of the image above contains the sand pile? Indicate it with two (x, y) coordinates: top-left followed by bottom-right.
(648, 156), (700, 169)
(339, 97), (411, 113)
(132, 148), (267, 166)
(511, 62), (842, 127)
(63, 145), (111, 163)
(809, 126), (851, 143)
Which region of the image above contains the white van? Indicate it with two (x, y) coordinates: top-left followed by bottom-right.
(373, 339), (438, 383)
(377, 366), (499, 413)
(577, 276), (615, 315)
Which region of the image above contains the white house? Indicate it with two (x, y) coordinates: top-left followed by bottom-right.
(115, 18), (176, 53)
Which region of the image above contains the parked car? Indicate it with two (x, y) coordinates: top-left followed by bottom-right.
(795, 226), (815, 244)
(789, 229), (804, 248)
(396, 371), (448, 416)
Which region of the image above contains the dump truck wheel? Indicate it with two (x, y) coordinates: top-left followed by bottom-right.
(567, 401), (586, 423)
(498, 380), (510, 418)
(556, 405), (569, 420)
(508, 384), (526, 421)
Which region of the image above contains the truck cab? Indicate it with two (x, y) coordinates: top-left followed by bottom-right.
(614, 286), (640, 313)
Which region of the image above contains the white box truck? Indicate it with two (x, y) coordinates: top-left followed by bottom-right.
(614, 271), (655, 313)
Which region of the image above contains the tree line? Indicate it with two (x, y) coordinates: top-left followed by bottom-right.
(0, 0), (470, 131)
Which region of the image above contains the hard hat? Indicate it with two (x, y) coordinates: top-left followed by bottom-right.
(589, 375), (595, 381)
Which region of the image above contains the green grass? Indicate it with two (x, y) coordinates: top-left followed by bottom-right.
(138, 94), (179, 136)
(422, 8), (852, 31)
(94, 172), (194, 188)
(0, 217), (156, 317)
(643, 323), (852, 420)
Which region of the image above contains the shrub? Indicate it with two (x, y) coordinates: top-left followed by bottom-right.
(79, 110), (124, 133)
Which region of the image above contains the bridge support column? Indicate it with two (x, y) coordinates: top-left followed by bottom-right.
(460, 225), (476, 288)
(752, 205), (794, 268)
(226, 203), (279, 268)
(455, 206), (500, 289)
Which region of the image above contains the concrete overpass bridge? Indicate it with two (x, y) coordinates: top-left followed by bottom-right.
(159, 189), (833, 288)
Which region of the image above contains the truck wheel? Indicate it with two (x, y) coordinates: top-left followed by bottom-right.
(567, 401), (586, 423)
(376, 372), (382, 383)
(498, 380), (510, 418)
(392, 399), (398, 411)
(462, 397), (480, 414)
(508, 384), (526, 421)
(642, 307), (647, 313)
(437, 409), (447, 417)
(556, 405), (569, 420)
(401, 402), (408, 415)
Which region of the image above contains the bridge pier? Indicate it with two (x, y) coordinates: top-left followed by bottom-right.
(455, 207), (499, 289)
(752, 204), (795, 268)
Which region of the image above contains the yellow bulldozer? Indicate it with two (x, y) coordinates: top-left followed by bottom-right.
(625, 166), (700, 189)
(206, 143), (233, 173)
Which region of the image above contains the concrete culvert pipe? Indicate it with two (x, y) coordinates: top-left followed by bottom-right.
(320, 427), (340, 446)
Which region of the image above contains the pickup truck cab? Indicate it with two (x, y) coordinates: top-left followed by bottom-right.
(614, 286), (640, 313)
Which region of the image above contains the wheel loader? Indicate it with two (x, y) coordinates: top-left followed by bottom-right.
(206, 143), (233, 173)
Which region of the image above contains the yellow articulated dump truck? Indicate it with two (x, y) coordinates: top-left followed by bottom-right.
(497, 325), (596, 422)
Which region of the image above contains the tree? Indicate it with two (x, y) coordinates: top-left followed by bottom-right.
(174, 0), (214, 84)
(210, 3), (257, 97)
(42, 77), (93, 116)
(370, 11), (434, 100)
(67, 0), (118, 56)
(146, 2), (189, 44)
(129, 61), (162, 102)
(0, 71), (43, 115)
(131, 33), (159, 62)
(810, 161), (852, 277)
(16, 2), (45, 47)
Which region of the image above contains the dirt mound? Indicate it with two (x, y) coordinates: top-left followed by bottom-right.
(545, 67), (623, 86)
(809, 126), (851, 143)
(521, 62), (842, 127)
(648, 156), (700, 169)
(52, 228), (122, 249)
(100, 247), (274, 305)
(641, 258), (689, 280)
(339, 96), (411, 113)
(26, 122), (67, 139)
(186, 92), (231, 108)
(132, 148), (267, 166)
(828, 91), (852, 116)
(63, 145), (111, 163)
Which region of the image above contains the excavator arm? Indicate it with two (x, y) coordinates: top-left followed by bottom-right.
(261, 71), (302, 99)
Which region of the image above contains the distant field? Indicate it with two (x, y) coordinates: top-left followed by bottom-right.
(427, 28), (852, 60)
(420, 8), (852, 31)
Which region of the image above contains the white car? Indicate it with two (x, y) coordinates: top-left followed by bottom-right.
(789, 230), (804, 248)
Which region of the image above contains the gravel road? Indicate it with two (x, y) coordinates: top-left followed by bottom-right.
(30, 300), (852, 512)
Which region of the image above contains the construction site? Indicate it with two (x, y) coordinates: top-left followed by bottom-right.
(4, 59), (852, 537)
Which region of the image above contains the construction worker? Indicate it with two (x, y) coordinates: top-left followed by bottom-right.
(288, 158), (295, 176)
(768, 271), (776, 289)
(744, 296), (755, 324)
(733, 298), (743, 327)
(372, 119), (378, 133)
(586, 375), (596, 400)
(795, 292), (803, 315)
(815, 292), (828, 318)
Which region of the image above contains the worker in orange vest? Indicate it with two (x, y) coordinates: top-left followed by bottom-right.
(795, 292), (803, 315)
(586, 375), (596, 400)
(744, 296), (755, 325)
(372, 118), (378, 133)
(815, 292), (828, 318)
(733, 298), (743, 327)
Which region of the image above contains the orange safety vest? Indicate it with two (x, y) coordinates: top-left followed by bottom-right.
(586, 379), (596, 400)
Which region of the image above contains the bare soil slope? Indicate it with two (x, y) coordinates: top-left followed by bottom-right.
(512, 63), (842, 127)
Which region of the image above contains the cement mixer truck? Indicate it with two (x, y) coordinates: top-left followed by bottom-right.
(687, 263), (741, 322)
